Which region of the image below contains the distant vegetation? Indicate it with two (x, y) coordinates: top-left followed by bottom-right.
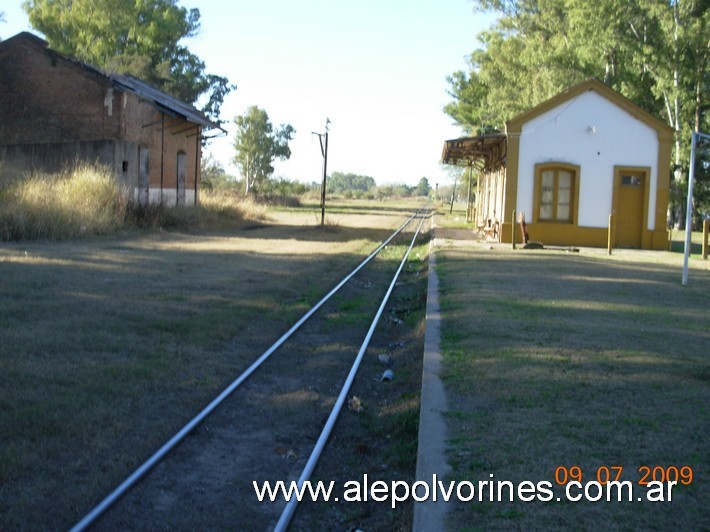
(231, 106), (295, 196)
(0, 160), (430, 241)
(327, 172), (431, 200)
(328, 172), (376, 195)
(446, 0), (708, 228)
(202, 155), (433, 203)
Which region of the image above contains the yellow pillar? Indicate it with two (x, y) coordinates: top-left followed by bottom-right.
(607, 214), (614, 255)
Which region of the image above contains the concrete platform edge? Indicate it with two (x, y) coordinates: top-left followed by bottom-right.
(412, 237), (451, 531)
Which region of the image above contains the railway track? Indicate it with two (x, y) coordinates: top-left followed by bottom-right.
(72, 209), (431, 531)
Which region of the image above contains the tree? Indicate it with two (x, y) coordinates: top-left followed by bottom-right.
(22, 0), (234, 123)
(446, 0), (709, 227)
(233, 106), (295, 195)
(416, 177), (431, 197)
(328, 172), (376, 194)
(200, 154), (237, 191)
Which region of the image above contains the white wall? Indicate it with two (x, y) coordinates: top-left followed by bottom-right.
(145, 188), (196, 206)
(515, 91), (660, 230)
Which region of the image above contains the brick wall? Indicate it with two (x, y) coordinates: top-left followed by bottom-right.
(0, 34), (202, 205)
(0, 36), (121, 144)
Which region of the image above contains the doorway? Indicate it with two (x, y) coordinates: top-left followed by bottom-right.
(177, 151), (187, 205)
(615, 168), (648, 248)
(138, 147), (149, 205)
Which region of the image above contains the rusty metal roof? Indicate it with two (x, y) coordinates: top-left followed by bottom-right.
(2, 32), (222, 131)
(110, 74), (222, 131)
(441, 133), (507, 166)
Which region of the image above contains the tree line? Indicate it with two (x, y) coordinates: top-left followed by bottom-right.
(12, 1), (702, 219)
(445, 0), (708, 228)
(202, 151), (432, 200)
(229, 107), (433, 198)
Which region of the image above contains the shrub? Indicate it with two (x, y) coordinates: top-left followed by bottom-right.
(0, 166), (267, 241)
(0, 164), (128, 240)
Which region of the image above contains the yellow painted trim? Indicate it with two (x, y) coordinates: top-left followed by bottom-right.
(650, 230), (669, 250)
(527, 224), (607, 247)
(497, 78), (672, 251)
(503, 127), (520, 227)
(532, 162), (581, 225)
(501, 222), (513, 243)
(506, 79), (674, 138)
(506, 224), (668, 250)
(612, 166), (650, 248)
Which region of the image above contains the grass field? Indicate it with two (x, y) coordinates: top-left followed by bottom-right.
(433, 217), (710, 529)
(0, 198), (427, 529)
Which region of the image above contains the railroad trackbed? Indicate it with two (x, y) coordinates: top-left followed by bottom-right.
(71, 210), (431, 531)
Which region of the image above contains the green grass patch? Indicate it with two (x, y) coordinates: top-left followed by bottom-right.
(432, 203), (473, 229)
(437, 245), (710, 529)
(0, 200), (427, 529)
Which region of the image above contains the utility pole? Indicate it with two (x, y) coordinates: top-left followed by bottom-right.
(450, 175), (457, 214)
(313, 118), (330, 226)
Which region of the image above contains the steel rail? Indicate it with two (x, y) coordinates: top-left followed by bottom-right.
(274, 213), (427, 531)
(70, 211), (420, 532)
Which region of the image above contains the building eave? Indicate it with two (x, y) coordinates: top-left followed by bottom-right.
(441, 133), (507, 167)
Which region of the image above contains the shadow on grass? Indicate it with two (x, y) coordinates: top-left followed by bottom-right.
(0, 219), (427, 529)
(436, 249), (710, 530)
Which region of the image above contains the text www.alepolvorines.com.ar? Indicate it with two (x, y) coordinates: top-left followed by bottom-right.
(253, 473), (677, 508)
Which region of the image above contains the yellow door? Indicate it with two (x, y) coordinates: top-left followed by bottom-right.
(616, 172), (645, 248)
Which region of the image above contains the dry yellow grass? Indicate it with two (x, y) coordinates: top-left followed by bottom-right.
(0, 164), (127, 240)
(0, 165), (271, 240)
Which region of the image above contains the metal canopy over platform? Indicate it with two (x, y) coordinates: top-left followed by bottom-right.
(441, 133), (507, 167)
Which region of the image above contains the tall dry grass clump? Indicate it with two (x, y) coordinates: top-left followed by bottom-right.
(125, 191), (266, 230)
(0, 165), (268, 240)
(0, 164), (128, 240)
(199, 191), (267, 226)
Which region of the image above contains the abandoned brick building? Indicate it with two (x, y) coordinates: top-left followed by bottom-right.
(0, 32), (223, 205)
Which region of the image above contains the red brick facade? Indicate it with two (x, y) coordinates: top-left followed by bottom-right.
(0, 32), (217, 205)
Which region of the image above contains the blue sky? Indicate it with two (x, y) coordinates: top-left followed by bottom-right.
(1, 1), (494, 186)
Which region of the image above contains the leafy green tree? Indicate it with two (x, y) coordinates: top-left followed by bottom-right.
(328, 172), (376, 194)
(262, 177), (309, 201)
(446, 0), (709, 227)
(232, 106), (295, 195)
(416, 177), (431, 197)
(393, 184), (414, 197)
(693, 142), (710, 225)
(375, 185), (394, 200)
(22, 0), (234, 123)
(200, 154), (237, 191)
